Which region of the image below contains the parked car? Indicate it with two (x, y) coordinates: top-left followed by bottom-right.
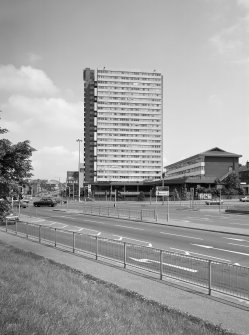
(239, 196), (249, 202)
(205, 199), (223, 205)
(22, 198), (30, 204)
(33, 198), (57, 207)
(85, 197), (94, 201)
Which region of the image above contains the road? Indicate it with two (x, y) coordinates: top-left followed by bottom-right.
(19, 201), (249, 267)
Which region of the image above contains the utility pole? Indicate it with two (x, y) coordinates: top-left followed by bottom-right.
(76, 138), (83, 202)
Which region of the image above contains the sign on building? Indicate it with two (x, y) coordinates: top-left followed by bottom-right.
(198, 193), (212, 200)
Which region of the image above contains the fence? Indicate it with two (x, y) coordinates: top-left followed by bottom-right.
(3, 219), (249, 301)
(74, 204), (158, 221)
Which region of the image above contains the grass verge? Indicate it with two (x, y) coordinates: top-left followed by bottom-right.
(0, 240), (237, 335)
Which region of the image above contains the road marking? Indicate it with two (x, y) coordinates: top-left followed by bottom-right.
(160, 232), (203, 240)
(224, 238), (248, 242)
(170, 248), (231, 262)
(39, 222), (56, 226)
(75, 218), (106, 224)
(113, 235), (123, 241)
(30, 218), (45, 222)
(186, 217), (210, 221)
(116, 237), (152, 247)
(221, 222), (249, 226)
(192, 244), (249, 257)
(238, 299), (249, 305)
(192, 244), (213, 248)
(172, 219), (190, 223)
(129, 257), (198, 273)
(116, 225), (144, 231)
(50, 223), (68, 228)
(228, 243), (249, 248)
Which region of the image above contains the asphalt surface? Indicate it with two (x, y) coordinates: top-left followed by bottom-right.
(21, 206), (249, 266)
(1, 203), (249, 334)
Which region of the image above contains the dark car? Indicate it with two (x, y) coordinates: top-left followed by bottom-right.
(205, 199), (223, 205)
(33, 198), (57, 207)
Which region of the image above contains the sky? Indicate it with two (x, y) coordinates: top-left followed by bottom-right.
(0, 0), (249, 182)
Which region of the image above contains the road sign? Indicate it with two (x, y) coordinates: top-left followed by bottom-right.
(156, 186), (169, 196)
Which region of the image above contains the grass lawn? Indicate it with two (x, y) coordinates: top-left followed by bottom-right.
(0, 240), (237, 335)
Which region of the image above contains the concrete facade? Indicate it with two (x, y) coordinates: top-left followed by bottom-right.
(83, 68), (163, 185)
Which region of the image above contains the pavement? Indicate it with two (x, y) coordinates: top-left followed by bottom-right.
(1, 207), (249, 335)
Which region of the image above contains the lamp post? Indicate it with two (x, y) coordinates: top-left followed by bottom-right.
(76, 138), (83, 202)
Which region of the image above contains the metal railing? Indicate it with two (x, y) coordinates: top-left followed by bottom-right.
(3, 219), (249, 301)
(77, 204), (157, 221)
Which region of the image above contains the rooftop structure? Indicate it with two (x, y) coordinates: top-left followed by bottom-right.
(164, 147), (242, 185)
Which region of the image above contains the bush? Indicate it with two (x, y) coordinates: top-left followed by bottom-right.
(137, 191), (145, 201)
(0, 199), (11, 224)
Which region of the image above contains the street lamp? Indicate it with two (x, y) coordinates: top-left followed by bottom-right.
(76, 138), (83, 202)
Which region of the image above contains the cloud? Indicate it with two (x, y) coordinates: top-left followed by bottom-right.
(210, 1), (249, 67)
(27, 53), (43, 65)
(38, 146), (70, 155)
(32, 146), (78, 181)
(0, 64), (82, 180)
(208, 94), (224, 108)
(2, 95), (82, 133)
(237, 0), (249, 9)
(0, 64), (58, 95)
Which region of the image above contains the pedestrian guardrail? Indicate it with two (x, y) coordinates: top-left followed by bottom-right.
(78, 204), (157, 221)
(3, 219), (249, 301)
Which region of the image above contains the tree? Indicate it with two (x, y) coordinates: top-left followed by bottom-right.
(137, 191), (145, 201)
(221, 172), (244, 196)
(0, 139), (34, 198)
(0, 111), (8, 135)
(222, 172), (240, 190)
(0, 114), (34, 220)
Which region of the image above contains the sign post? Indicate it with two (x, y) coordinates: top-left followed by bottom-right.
(156, 187), (170, 222)
(216, 184), (222, 213)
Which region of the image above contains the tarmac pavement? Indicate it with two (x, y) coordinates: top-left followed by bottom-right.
(1, 208), (249, 334)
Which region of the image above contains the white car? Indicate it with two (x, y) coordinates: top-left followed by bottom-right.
(239, 197), (249, 202)
(5, 214), (19, 223)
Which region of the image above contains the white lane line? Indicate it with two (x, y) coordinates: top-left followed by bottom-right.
(160, 232), (203, 240)
(224, 237), (249, 242)
(76, 218), (106, 224)
(172, 219), (190, 223)
(59, 227), (100, 235)
(192, 244), (213, 249)
(170, 248), (231, 262)
(228, 243), (249, 248)
(39, 222), (55, 226)
(129, 257), (198, 273)
(30, 218), (45, 222)
(50, 222), (68, 228)
(220, 222), (249, 226)
(112, 235), (123, 241)
(185, 217), (210, 221)
(40, 222), (68, 228)
(116, 224), (144, 231)
(120, 237), (152, 247)
(192, 244), (249, 257)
